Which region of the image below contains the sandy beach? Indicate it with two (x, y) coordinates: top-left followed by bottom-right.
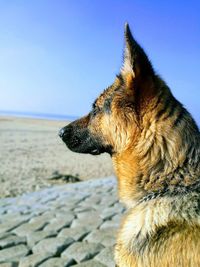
(0, 116), (114, 198)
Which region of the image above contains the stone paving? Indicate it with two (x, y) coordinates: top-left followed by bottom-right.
(0, 177), (125, 266)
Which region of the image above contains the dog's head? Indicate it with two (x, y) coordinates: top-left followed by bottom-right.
(59, 24), (160, 156)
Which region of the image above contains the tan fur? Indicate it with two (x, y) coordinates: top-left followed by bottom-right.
(113, 26), (200, 267)
(115, 194), (200, 267)
(89, 59), (200, 266)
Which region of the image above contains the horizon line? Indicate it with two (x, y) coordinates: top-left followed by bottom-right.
(0, 109), (79, 121)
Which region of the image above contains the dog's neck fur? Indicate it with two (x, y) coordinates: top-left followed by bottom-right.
(112, 80), (200, 207)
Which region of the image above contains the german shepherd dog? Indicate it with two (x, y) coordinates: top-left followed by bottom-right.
(59, 24), (200, 266)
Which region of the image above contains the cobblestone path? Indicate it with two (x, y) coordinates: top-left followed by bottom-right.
(0, 177), (125, 267)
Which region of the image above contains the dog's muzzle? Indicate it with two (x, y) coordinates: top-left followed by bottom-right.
(59, 125), (102, 155)
(59, 124), (113, 156)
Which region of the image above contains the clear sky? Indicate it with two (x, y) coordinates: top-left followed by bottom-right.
(0, 1), (199, 123)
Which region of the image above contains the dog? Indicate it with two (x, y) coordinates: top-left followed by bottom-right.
(59, 24), (200, 267)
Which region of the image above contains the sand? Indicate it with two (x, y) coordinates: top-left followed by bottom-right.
(0, 116), (114, 198)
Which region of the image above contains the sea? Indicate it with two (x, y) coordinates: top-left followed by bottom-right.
(0, 110), (78, 122)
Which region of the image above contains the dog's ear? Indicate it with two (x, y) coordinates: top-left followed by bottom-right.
(121, 23), (154, 85)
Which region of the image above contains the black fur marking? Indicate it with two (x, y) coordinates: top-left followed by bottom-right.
(149, 88), (165, 112)
(162, 100), (178, 120)
(155, 94), (172, 120)
(139, 179), (200, 204)
(133, 222), (180, 255)
(92, 78), (124, 116)
(92, 100), (98, 110)
(173, 108), (186, 127)
(101, 82), (123, 114)
(116, 73), (124, 83)
(91, 106), (101, 117)
(133, 231), (151, 254)
(195, 198), (200, 214)
(103, 98), (112, 114)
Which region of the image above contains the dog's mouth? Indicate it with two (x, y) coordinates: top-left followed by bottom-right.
(59, 126), (113, 156)
(90, 148), (101, 155)
(66, 138), (103, 155)
(64, 139), (105, 155)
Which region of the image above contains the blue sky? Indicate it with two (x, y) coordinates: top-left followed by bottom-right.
(0, 1), (199, 123)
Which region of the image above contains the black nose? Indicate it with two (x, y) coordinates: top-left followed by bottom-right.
(59, 128), (65, 138)
(59, 126), (72, 140)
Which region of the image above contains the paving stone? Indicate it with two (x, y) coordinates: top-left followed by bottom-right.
(84, 228), (116, 247)
(0, 219), (28, 234)
(39, 211), (56, 218)
(55, 208), (74, 215)
(95, 246), (115, 267)
(61, 242), (104, 262)
(29, 214), (53, 224)
(39, 257), (76, 267)
(27, 230), (57, 247)
(40, 195), (58, 204)
(111, 214), (123, 228)
(100, 209), (117, 221)
(80, 196), (102, 206)
(58, 227), (90, 241)
(112, 202), (125, 212)
(43, 214), (74, 232)
(19, 254), (51, 267)
(61, 192), (87, 200)
(71, 216), (103, 231)
(13, 220), (48, 236)
(1, 214), (34, 224)
(55, 211), (75, 219)
(100, 198), (117, 207)
(0, 199), (11, 207)
(0, 235), (26, 249)
(28, 208), (47, 217)
(6, 205), (30, 215)
(0, 244), (29, 262)
(47, 202), (66, 210)
(0, 209), (6, 216)
(76, 211), (100, 220)
(73, 207), (93, 213)
(32, 237), (74, 257)
(91, 204), (109, 211)
(56, 198), (81, 207)
(72, 205), (93, 212)
(0, 233), (14, 240)
(0, 263), (18, 267)
(100, 221), (119, 230)
(73, 260), (106, 267)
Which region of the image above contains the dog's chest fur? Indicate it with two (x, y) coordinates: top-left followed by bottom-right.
(117, 192), (200, 252)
